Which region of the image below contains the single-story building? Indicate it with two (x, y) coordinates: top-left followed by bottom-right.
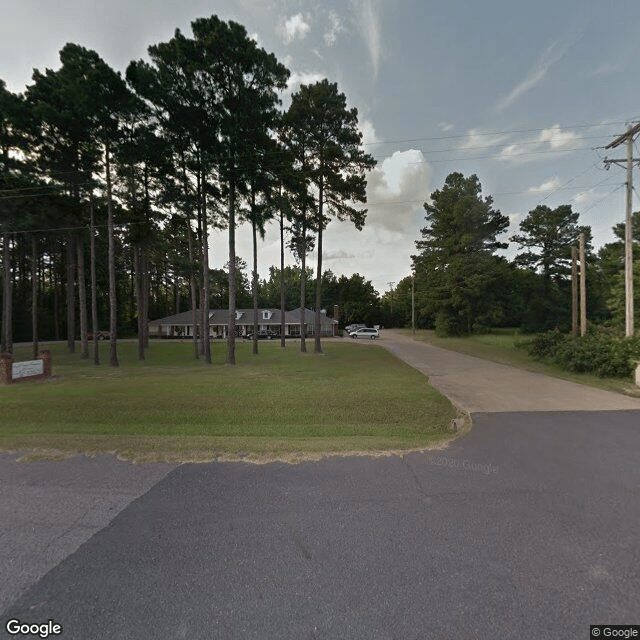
(148, 308), (339, 338)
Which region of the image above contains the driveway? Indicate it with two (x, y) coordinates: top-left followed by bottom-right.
(2, 334), (640, 638)
(378, 330), (640, 412)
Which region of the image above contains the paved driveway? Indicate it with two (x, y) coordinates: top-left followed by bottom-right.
(379, 330), (640, 412)
(2, 334), (640, 638)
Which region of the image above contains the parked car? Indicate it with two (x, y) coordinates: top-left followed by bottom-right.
(246, 329), (278, 340)
(349, 327), (379, 340)
(344, 323), (366, 333)
(88, 330), (110, 340)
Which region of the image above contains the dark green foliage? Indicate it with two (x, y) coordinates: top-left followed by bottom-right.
(283, 79), (375, 352)
(527, 328), (640, 378)
(413, 172), (510, 336)
(511, 204), (590, 280)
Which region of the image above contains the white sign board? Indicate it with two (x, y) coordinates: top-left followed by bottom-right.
(12, 359), (44, 379)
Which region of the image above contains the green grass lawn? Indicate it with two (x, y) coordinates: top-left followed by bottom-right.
(401, 328), (640, 398)
(1, 340), (460, 462)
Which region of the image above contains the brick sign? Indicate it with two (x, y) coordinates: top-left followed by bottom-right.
(0, 350), (51, 385)
(12, 360), (45, 379)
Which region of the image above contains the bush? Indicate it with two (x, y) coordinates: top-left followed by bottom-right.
(526, 327), (640, 378)
(435, 310), (466, 337)
(527, 328), (567, 359)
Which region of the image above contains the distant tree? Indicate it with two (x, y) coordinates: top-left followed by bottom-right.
(511, 204), (596, 332)
(281, 102), (317, 354)
(320, 272), (381, 327)
(596, 212), (640, 331)
(257, 265), (314, 310)
(190, 17), (290, 364)
(27, 50), (97, 354)
(128, 24), (224, 364)
(511, 204), (591, 281)
(414, 172), (509, 335)
(0, 80), (27, 353)
(284, 80), (375, 353)
(27, 44), (130, 365)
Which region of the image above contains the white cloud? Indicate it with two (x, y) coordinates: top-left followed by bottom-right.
(359, 119), (379, 145)
(324, 11), (344, 47)
(365, 149), (431, 233)
(287, 70), (325, 91)
(323, 249), (355, 261)
(459, 129), (511, 151)
(539, 124), (579, 149)
(498, 125), (580, 164)
(496, 28), (582, 112)
(528, 177), (561, 193)
(278, 13), (310, 44)
(571, 188), (607, 208)
(351, 0), (381, 77)
(587, 62), (619, 78)
(438, 122), (455, 132)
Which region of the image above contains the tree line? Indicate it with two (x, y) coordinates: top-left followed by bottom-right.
(385, 172), (640, 336)
(0, 15), (376, 365)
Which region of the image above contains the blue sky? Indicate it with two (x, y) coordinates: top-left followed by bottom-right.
(2, 0), (640, 294)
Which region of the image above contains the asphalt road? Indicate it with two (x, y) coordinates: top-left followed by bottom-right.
(2, 410), (640, 639)
(3, 335), (640, 638)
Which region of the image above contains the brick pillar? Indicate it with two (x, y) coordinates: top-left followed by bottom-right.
(39, 350), (52, 378)
(0, 353), (14, 385)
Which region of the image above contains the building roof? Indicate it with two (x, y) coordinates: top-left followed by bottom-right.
(149, 308), (337, 327)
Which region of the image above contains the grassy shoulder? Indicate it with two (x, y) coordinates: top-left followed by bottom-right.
(400, 328), (640, 398)
(1, 340), (460, 462)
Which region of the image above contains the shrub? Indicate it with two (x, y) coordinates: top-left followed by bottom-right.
(526, 327), (640, 378)
(527, 328), (567, 359)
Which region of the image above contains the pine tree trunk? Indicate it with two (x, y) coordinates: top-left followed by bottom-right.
(227, 179), (237, 365)
(105, 142), (119, 367)
(186, 214), (199, 359)
(53, 265), (60, 342)
(66, 235), (76, 353)
(252, 215), (259, 356)
(314, 174), (324, 354)
(1, 232), (12, 353)
(300, 212), (307, 354)
(77, 235), (88, 359)
(195, 164), (206, 357)
(90, 199), (99, 365)
(280, 195), (286, 348)
(135, 246), (144, 361)
(142, 251), (149, 349)
(201, 177), (211, 364)
(31, 235), (38, 359)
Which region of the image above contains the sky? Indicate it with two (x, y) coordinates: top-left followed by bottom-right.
(2, 0), (640, 296)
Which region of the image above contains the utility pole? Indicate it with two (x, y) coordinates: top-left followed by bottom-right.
(571, 245), (578, 338)
(604, 123), (640, 337)
(387, 282), (395, 317)
(579, 233), (587, 337)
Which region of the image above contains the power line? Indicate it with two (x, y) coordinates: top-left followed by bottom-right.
(366, 134), (610, 161)
(360, 120), (630, 147)
(405, 145), (595, 166)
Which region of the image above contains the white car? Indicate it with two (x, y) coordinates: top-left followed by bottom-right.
(349, 327), (379, 340)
